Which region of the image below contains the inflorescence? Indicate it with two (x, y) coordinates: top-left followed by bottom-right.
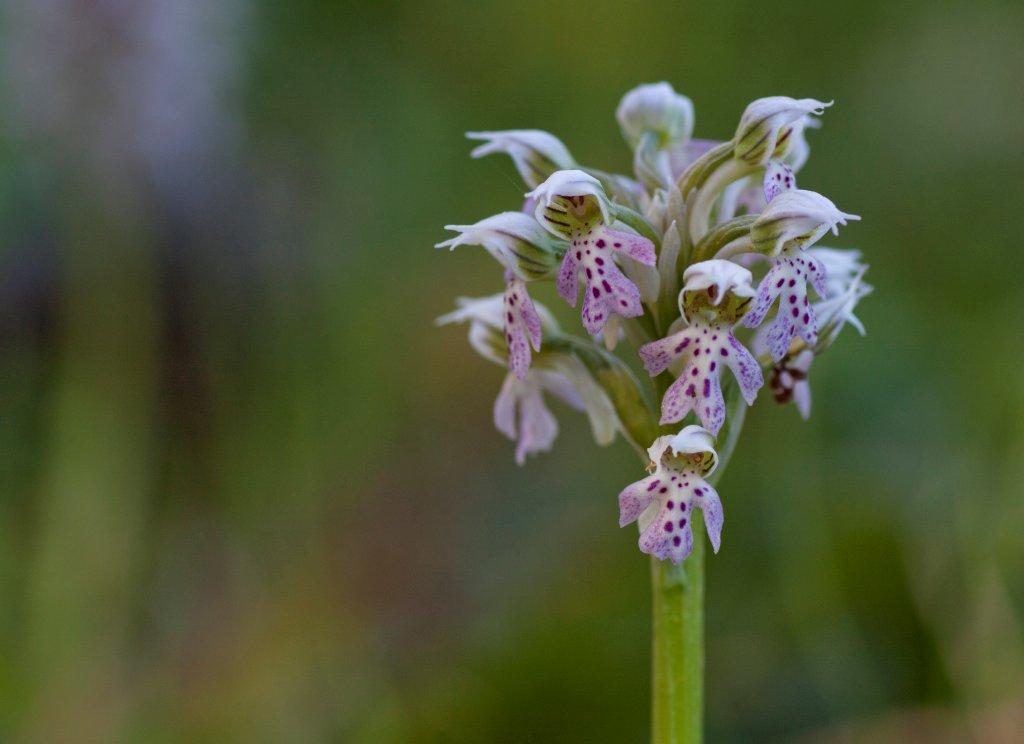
(437, 85), (870, 565)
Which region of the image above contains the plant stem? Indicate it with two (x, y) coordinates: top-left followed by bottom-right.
(649, 383), (746, 744)
(650, 522), (704, 744)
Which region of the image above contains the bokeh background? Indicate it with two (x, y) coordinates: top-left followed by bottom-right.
(1, 0), (1023, 741)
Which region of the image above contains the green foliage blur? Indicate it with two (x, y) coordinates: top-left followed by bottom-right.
(1, 0), (1022, 741)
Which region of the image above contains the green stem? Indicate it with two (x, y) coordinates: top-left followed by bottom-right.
(649, 383), (746, 744)
(651, 526), (705, 743)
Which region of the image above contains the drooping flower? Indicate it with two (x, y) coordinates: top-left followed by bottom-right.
(436, 211), (566, 281)
(638, 260), (763, 433)
(733, 97), (832, 166)
(618, 426), (724, 565)
(466, 130), (576, 189)
(436, 213), (566, 378)
(527, 170), (657, 334)
(437, 296), (618, 463)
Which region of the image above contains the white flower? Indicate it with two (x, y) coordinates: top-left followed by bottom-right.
(751, 189), (860, 256)
(638, 260), (762, 434)
(436, 211), (566, 280)
(528, 170), (657, 334)
(467, 129), (576, 188)
(733, 97), (832, 165)
(617, 426), (724, 565)
(616, 82), (694, 147)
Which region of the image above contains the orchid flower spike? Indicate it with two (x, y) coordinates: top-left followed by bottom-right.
(618, 426), (724, 565)
(466, 130), (576, 189)
(527, 170), (657, 334)
(733, 97), (832, 166)
(744, 180), (861, 361)
(638, 260), (763, 434)
(436, 211), (567, 281)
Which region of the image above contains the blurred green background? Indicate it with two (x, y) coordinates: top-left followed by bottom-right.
(1, 0), (1023, 741)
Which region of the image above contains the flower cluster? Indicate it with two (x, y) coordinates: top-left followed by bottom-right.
(437, 84), (870, 565)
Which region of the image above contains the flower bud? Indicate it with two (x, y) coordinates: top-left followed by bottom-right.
(733, 97), (832, 166)
(467, 129), (576, 188)
(616, 82), (695, 148)
(750, 189), (860, 256)
(679, 259), (755, 324)
(436, 211), (566, 280)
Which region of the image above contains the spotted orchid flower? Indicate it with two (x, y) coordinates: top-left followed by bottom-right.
(618, 426), (724, 565)
(733, 97), (832, 166)
(437, 213), (567, 377)
(744, 176), (861, 361)
(466, 130), (576, 189)
(527, 170), (657, 334)
(638, 260), (763, 433)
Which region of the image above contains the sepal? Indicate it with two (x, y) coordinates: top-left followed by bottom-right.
(467, 129), (576, 188)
